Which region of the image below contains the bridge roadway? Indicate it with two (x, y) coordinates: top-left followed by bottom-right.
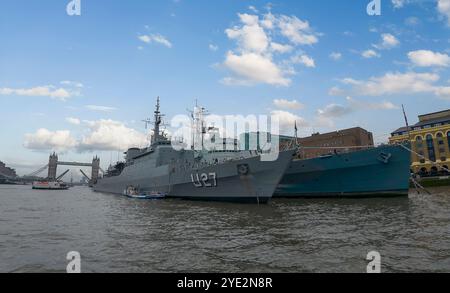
(57, 161), (93, 167)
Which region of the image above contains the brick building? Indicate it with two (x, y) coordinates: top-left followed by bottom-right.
(290, 127), (375, 159)
(242, 127), (375, 160)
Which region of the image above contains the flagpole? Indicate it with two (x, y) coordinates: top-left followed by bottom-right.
(402, 104), (412, 143)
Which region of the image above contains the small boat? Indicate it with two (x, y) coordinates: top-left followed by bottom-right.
(32, 181), (69, 190)
(123, 185), (166, 200)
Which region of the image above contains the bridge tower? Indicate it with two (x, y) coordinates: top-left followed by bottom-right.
(91, 156), (100, 184)
(48, 152), (58, 180)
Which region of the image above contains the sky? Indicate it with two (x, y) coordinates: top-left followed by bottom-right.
(1, 0), (450, 177)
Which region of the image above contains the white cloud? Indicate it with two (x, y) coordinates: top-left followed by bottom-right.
(209, 44), (219, 51)
(261, 12), (276, 30)
(291, 54), (316, 68)
(373, 33), (400, 50)
(138, 35), (151, 43)
(138, 33), (172, 48)
(408, 50), (450, 67)
(223, 52), (291, 86)
(270, 42), (293, 53)
(392, 0), (407, 9)
(438, 0), (450, 26)
(220, 77), (255, 86)
(221, 11), (319, 87)
(60, 81), (83, 88)
(346, 96), (399, 110)
(328, 86), (345, 96)
(24, 129), (77, 152)
(331, 72), (444, 97)
(248, 5), (258, 13)
(315, 97), (398, 127)
(362, 49), (380, 59)
(66, 117), (81, 125)
(0, 85), (76, 101)
(273, 99), (304, 110)
(435, 86), (450, 100)
(271, 110), (307, 134)
(317, 103), (353, 118)
(86, 105), (117, 112)
(277, 15), (319, 45)
(329, 52), (342, 61)
(78, 119), (148, 152)
(225, 13), (269, 54)
(24, 120), (148, 153)
(405, 16), (420, 26)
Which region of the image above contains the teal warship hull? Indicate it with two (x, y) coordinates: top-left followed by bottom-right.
(275, 145), (411, 198)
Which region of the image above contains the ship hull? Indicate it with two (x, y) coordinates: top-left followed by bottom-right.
(94, 150), (294, 204)
(275, 145), (411, 198)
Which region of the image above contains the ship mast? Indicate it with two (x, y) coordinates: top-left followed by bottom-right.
(189, 101), (209, 150)
(152, 96), (163, 144)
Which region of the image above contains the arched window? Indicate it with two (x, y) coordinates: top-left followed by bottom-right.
(447, 132), (450, 152)
(427, 134), (436, 162)
(415, 136), (423, 149)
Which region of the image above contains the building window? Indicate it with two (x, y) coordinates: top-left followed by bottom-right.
(437, 133), (445, 151)
(447, 132), (450, 152)
(416, 136), (423, 149)
(426, 134), (436, 162)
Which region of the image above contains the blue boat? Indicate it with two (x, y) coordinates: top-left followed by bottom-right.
(123, 186), (166, 200)
(274, 144), (411, 198)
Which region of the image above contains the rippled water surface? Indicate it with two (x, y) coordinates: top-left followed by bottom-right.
(1, 185), (449, 273)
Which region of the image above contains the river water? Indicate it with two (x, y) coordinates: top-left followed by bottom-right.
(0, 184), (449, 273)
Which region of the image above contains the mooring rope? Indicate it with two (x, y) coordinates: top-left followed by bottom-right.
(398, 144), (442, 195)
(399, 144), (450, 173)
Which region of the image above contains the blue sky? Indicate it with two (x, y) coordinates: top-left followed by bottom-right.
(1, 0), (450, 176)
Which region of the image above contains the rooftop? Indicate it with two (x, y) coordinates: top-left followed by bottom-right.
(392, 109), (450, 135)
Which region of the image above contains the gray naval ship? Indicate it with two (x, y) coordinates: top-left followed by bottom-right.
(93, 97), (295, 203)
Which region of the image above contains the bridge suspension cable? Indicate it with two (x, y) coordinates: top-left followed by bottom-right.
(25, 164), (49, 177)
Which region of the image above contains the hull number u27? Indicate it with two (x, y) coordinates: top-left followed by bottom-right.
(191, 173), (217, 187)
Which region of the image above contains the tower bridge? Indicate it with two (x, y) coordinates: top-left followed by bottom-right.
(45, 153), (101, 184)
